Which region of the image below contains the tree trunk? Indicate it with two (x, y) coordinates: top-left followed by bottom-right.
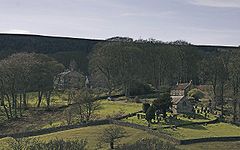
(110, 141), (114, 149)
(233, 99), (237, 122)
(108, 87), (112, 97)
(6, 94), (13, 118)
(37, 91), (43, 107)
(45, 91), (51, 108)
(211, 81), (217, 113)
(124, 83), (129, 97)
(19, 93), (22, 117)
(1, 96), (10, 119)
(220, 82), (224, 117)
(3, 104), (10, 119)
(12, 93), (17, 118)
(23, 92), (27, 109)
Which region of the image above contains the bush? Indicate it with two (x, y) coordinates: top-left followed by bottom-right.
(129, 81), (154, 96)
(188, 88), (205, 101)
(9, 138), (88, 150)
(188, 96), (196, 104)
(145, 105), (156, 123)
(117, 138), (178, 150)
(142, 103), (150, 113)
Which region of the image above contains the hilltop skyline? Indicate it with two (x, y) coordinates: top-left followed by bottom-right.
(0, 0), (239, 46)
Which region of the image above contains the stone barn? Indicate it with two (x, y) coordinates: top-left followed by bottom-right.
(171, 81), (194, 114)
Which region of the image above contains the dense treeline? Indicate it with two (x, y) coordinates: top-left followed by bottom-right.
(90, 40), (240, 122)
(90, 41), (205, 94)
(0, 34), (100, 73)
(0, 53), (64, 119)
(0, 34), (237, 74)
(0, 34), (239, 122)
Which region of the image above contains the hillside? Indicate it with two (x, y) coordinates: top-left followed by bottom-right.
(0, 34), (102, 73)
(0, 34), (101, 54)
(0, 34), (238, 73)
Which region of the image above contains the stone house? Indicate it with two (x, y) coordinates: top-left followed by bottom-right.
(54, 70), (85, 91)
(171, 81), (194, 114)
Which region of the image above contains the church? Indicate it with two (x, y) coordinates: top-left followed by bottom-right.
(171, 81), (194, 114)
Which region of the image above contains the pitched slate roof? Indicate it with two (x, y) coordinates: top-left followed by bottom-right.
(174, 80), (192, 90)
(175, 83), (189, 90)
(171, 96), (184, 104)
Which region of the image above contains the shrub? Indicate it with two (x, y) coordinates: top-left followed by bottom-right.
(63, 106), (74, 125)
(117, 138), (178, 150)
(188, 96), (196, 105)
(145, 105), (156, 124)
(188, 88), (205, 101)
(133, 96), (141, 103)
(129, 81), (154, 96)
(9, 138), (88, 150)
(142, 103), (150, 113)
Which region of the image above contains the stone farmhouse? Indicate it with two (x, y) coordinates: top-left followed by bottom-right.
(54, 70), (85, 91)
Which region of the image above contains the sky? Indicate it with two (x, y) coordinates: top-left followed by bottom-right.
(0, 0), (239, 46)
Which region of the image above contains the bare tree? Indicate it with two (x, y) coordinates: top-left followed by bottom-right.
(73, 88), (100, 122)
(228, 51), (240, 122)
(89, 42), (119, 97)
(99, 125), (126, 149)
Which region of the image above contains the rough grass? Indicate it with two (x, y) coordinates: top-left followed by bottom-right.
(0, 125), (156, 150)
(96, 100), (142, 118)
(0, 137), (14, 150)
(164, 123), (240, 139)
(179, 141), (240, 150)
(27, 92), (69, 107)
(0, 99), (141, 134)
(2, 124), (240, 150)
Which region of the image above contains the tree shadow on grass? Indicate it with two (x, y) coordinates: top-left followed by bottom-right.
(168, 118), (208, 130)
(180, 124), (207, 130)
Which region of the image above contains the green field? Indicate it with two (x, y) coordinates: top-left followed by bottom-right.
(1, 96), (240, 150)
(164, 123), (240, 139)
(96, 100), (141, 118)
(179, 141), (240, 150)
(1, 123), (240, 150)
(0, 125), (156, 150)
(0, 99), (142, 134)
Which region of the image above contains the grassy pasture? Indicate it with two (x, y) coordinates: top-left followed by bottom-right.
(1, 124), (240, 150)
(179, 141), (240, 150)
(0, 125), (156, 150)
(96, 100), (141, 118)
(165, 123), (240, 140)
(0, 99), (141, 134)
